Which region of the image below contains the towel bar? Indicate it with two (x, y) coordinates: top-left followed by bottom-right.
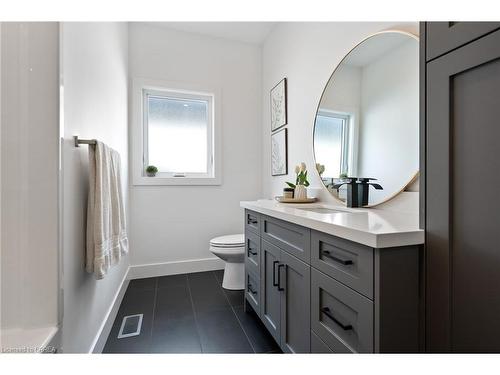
(74, 135), (97, 147)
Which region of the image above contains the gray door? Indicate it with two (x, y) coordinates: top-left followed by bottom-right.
(280, 250), (311, 353)
(260, 239), (281, 343)
(426, 28), (500, 352)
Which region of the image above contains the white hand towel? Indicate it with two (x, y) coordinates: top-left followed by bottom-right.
(86, 141), (128, 279)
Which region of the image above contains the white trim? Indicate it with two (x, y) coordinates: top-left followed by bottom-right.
(117, 314), (143, 339)
(89, 269), (130, 353)
(131, 77), (222, 186)
(89, 257), (224, 352)
(127, 257), (224, 280)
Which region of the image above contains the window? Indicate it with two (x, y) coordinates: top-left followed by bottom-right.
(132, 79), (221, 185)
(314, 111), (350, 178)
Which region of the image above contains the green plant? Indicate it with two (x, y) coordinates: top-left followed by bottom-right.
(146, 165), (158, 174)
(286, 162), (310, 189)
(339, 172), (348, 179)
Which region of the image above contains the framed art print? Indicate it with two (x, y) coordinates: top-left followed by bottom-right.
(270, 78), (287, 131)
(271, 128), (288, 176)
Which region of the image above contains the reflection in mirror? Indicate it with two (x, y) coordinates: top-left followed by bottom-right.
(314, 31), (419, 206)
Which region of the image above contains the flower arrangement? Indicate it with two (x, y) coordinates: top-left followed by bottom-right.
(286, 162), (310, 189)
(286, 162), (310, 199)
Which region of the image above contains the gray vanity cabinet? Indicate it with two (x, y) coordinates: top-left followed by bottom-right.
(244, 209), (421, 353)
(280, 250), (311, 353)
(260, 239), (282, 343)
(259, 237), (311, 352)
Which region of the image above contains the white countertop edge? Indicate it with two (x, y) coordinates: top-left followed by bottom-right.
(240, 200), (424, 248)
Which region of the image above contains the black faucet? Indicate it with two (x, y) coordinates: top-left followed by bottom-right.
(332, 177), (383, 207)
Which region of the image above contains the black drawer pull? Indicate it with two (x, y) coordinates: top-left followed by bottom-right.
(273, 260), (279, 286)
(322, 250), (353, 265)
(247, 247), (257, 256)
(277, 263), (285, 291)
(247, 284), (257, 295)
(248, 218), (258, 224)
(321, 307), (353, 330)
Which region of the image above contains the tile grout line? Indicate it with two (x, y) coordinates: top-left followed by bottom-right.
(186, 273), (204, 353)
(214, 271), (256, 354)
(148, 277), (159, 350)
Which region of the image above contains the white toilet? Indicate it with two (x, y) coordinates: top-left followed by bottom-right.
(209, 234), (245, 290)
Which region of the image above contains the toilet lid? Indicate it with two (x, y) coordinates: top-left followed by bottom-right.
(210, 234), (245, 248)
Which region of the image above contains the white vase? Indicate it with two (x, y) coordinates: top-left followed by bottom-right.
(294, 185), (307, 199)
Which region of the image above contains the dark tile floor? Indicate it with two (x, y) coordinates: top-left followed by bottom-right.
(103, 270), (281, 353)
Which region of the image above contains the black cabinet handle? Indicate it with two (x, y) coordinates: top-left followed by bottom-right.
(277, 264), (285, 291)
(321, 307), (353, 330)
(272, 260), (279, 287)
(322, 250), (353, 265)
(247, 247), (257, 256)
(247, 284), (257, 295)
(248, 218), (258, 224)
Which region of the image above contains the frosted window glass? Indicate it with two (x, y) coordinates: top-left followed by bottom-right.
(314, 115), (344, 178)
(147, 95), (208, 173)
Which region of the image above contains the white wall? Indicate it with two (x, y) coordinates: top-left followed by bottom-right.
(1, 23), (59, 341)
(61, 22), (129, 353)
(128, 24), (262, 270)
(261, 22), (419, 209)
(358, 39), (419, 203)
(319, 64), (362, 177)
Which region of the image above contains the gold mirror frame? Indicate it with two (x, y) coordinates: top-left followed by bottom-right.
(312, 30), (419, 208)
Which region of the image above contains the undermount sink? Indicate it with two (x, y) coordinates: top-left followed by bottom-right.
(296, 207), (348, 214)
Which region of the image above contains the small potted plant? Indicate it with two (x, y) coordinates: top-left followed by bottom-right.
(145, 165), (158, 177)
(286, 162), (310, 199)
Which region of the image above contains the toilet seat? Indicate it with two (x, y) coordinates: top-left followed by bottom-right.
(209, 234), (244, 248)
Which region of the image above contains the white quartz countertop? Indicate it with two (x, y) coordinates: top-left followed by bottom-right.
(240, 199), (424, 248)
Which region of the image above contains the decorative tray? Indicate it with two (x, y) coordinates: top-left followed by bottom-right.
(275, 196), (317, 204)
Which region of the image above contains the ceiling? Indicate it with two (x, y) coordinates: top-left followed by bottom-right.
(344, 32), (416, 67)
(148, 22), (277, 45)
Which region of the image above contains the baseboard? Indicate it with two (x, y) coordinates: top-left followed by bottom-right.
(89, 269), (130, 353)
(127, 257), (225, 280)
(88, 257), (224, 353)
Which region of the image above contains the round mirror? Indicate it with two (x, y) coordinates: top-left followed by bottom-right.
(313, 31), (419, 206)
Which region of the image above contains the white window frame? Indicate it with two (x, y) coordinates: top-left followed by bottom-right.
(317, 109), (351, 176)
(132, 78), (222, 186)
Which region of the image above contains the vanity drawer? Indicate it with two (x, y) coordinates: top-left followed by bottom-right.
(311, 268), (374, 353)
(311, 230), (374, 299)
(245, 270), (260, 315)
(311, 331), (334, 353)
(262, 215), (311, 263)
(245, 210), (261, 234)
(311, 330), (352, 353)
(245, 230), (260, 275)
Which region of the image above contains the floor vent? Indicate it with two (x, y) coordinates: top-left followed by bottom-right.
(117, 314), (143, 339)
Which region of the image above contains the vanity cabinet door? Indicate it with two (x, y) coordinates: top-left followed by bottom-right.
(426, 22), (500, 61)
(280, 250), (311, 353)
(426, 29), (500, 352)
(260, 239), (281, 343)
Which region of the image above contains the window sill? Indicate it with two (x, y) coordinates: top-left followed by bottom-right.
(132, 175), (221, 186)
